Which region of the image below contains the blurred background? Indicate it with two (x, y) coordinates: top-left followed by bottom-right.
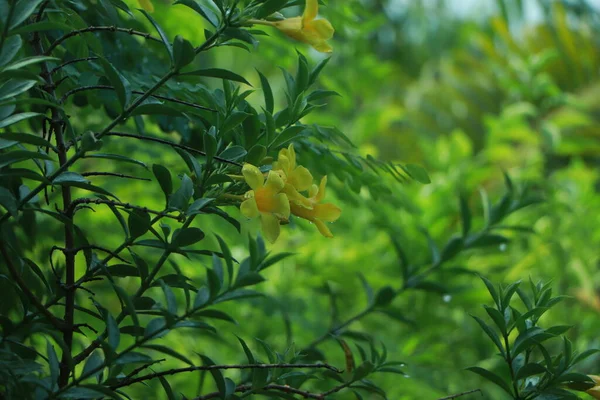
(21, 0), (600, 398)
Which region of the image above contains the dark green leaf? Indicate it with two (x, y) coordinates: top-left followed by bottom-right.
(181, 68), (251, 85)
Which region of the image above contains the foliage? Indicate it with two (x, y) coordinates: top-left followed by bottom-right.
(2, 0), (600, 399)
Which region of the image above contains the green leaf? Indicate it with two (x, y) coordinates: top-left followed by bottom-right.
(237, 336), (256, 363)
(181, 68), (251, 85)
(472, 315), (504, 356)
(106, 313), (120, 350)
(47, 340), (59, 387)
(82, 352), (104, 382)
(0, 150), (52, 168)
(173, 35), (196, 70)
(186, 198), (215, 216)
(153, 164), (173, 199)
(168, 174), (194, 211)
(173, 0), (219, 27)
(515, 363), (547, 380)
(0, 132), (56, 150)
(139, 9), (173, 62)
(159, 376), (176, 400)
(98, 57), (130, 110)
(480, 275), (500, 309)
(0, 112), (43, 129)
(0, 187), (18, 216)
(9, 0), (44, 29)
(0, 35), (22, 67)
(199, 355), (227, 397)
(403, 164), (431, 184)
(221, 112), (251, 136)
(257, 70), (274, 114)
(203, 131), (217, 162)
(219, 145), (247, 161)
(0, 79), (36, 101)
(159, 280), (177, 315)
(52, 172), (89, 185)
(374, 286), (395, 307)
(459, 193), (471, 237)
(193, 286), (210, 308)
(128, 209), (151, 239)
(141, 344), (194, 366)
(269, 125), (307, 149)
(9, 20), (71, 35)
(466, 366), (513, 395)
(3, 55), (59, 70)
(171, 227), (205, 247)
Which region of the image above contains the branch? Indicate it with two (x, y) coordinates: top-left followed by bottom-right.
(0, 242), (66, 332)
(68, 198), (182, 221)
(50, 57), (99, 75)
(58, 85), (216, 112)
(111, 363), (341, 390)
(105, 132), (243, 167)
(45, 26), (162, 55)
(195, 384), (324, 400)
(437, 389), (482, 400)
(81, 172), (151, 181)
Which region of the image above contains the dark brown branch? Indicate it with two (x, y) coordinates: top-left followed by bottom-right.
(45, 26), (162, 55)
(81, 172), (151, 181)
(68, 198), (182, 221)
(105, 132), (243, 167)
(50, 57), (99, 75)
(0, 242), (66, 332)
(437, 389), (482, 400)
(125, 359), (167, 380)
(111, 363), (341, 390)
(58, 85), (216, 112)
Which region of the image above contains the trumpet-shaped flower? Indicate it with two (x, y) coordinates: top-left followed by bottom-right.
(290, 176), (341, 238)
(240, 164), (290, 243)
(249, 0), (334, 53)
(273, 144), (313, 207)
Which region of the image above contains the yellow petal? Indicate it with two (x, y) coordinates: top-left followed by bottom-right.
(274, 17), (303, 40)
(264, 170), (285, 193)
(240, 198), (259, 219)
(305, 18), (334, 40)
(314, 203), (341, 222)
(315, 176), (328, 202)
(261, 213), (281, 243)
(273, 193), (291, 219)
(242, 164), (264, 190)
(314, 219), (333, 238)
(284, 184), (313, 208)
(308, 183), (319, 198)
(287, 144), (297, 169)
(588, 388), (600, 400)
(275, 154), (290, 175)
(312, 41), (333, 53)
(138, 0), (154, 12)
(289, 166), (313, 191)
(303, 0), (318, 22)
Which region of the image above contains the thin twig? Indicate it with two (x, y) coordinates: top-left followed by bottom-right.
(50, 57), (99, 75)
(58, 85), (216, 112)
(61, 245), (132, 265)
(68, 198), (182, 221)
(195, 384), (324, 400)
(125, 359), (167, 380)
(81, 172), (151, 182)
(105, 132), (243, 167)
(437, 389), (482, 400)
(111, 363), (341, 389)
(45, 26), (162, 55)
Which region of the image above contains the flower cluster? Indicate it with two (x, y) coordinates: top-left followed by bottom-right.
(248, 0), (334, 53)
(240, 144), (341, 243)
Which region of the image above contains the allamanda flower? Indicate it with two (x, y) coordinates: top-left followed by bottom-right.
(248, 0), (334, 53)
(290, 176), (341, 238)
(273, 144), (313, 208)
(240, 163), (290, 243)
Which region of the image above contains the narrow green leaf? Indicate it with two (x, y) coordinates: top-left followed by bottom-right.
(139, 9), (173, 62)
(181, 68), (251, 85)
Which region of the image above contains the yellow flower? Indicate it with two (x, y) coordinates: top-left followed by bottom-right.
(273, 144), (313, 207)
(137, 0), (154, 12)
(588, 375), (600, 399)
(249, 0), (334, 53)
(290, 176), (341, 238)
(240, 164), (290, 243)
